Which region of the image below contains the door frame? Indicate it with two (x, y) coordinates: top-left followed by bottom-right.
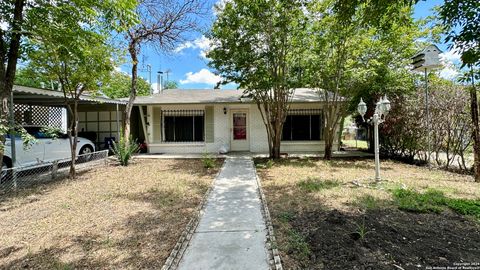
(230, 109), (250, 151)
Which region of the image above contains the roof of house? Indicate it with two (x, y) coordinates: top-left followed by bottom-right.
(13, 85), (127, 106)
(132, 88), (325, 105)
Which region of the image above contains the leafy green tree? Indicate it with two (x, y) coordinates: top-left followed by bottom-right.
(164, 80), (179, 90)
(439, 0), (480, 181)
(208, 0), (306, 159)
(0, 0), (137, 168)
(102, 71), (151, 98)
(26, 1), (136, 178)
(304, 0), (422, 159)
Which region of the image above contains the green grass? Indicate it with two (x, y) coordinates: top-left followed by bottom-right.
(342, 140), (368, 149)
(285, 228), (311, 261)
(355, 195), (384, 210)
(392, 188), (480, 219)
(297, 178), (341, 192)
(278, 211), (295, 223)
(446, 199), (480, 218)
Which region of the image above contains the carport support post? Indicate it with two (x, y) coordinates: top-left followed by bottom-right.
(116, 104), (120, 141)
(9, 92), (17, 189)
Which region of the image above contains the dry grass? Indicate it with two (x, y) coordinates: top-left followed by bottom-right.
(258, 158), (480, 213)
(256, 157), (480, 268)
(0, 159), (222, 269)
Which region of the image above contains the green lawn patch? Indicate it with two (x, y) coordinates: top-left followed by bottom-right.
(392, 188), (480, 219)
(297, 178), (340, 192)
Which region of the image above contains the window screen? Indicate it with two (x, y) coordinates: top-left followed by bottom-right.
(282, 110), (323, 141)
(162, 110), (205, 142)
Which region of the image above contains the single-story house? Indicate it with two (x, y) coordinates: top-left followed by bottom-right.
(132, 88), (339, 154)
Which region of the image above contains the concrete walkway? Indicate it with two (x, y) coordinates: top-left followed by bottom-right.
(177, 156), (270, 270)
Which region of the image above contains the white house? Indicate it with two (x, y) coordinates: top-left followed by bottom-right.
(132, 88), (339, 154)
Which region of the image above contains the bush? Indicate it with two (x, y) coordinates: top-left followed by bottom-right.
(201, 153), (216, 169)
(111, 135), (140, 166)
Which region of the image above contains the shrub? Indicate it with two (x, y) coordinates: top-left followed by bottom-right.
(111, 135), (140, 166)
(297, 178), (340, 192)
(201, 153), (216, 169)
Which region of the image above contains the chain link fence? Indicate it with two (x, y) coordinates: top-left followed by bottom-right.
(0, 150), (109, 193)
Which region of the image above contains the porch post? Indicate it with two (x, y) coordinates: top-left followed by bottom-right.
(116, 104), (120, 141)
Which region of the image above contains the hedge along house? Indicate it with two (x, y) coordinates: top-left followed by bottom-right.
(132, 88), (339, 154)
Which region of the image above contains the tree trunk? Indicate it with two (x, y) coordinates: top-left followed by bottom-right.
(67, 101), (79, 179)
(324, 127), (334, 160)
(0, 0), (26, 164)
(271, 124), (282, 159)
(470, 77), (480, 182)
(123, 43), (138, 142)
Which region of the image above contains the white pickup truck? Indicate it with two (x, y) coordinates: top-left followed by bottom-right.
(2, 126), (95, 171)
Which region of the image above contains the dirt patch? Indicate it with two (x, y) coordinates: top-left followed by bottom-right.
(257, 157), (480, 269)
(0, 159), (223, 269)
(292, 208), (480, 269)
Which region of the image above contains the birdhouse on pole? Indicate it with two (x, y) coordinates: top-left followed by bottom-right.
(411, 44), (443, 71)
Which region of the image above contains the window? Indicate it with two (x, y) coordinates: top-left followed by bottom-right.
(162, 110), (204, 142)
(282, 109), (323, 141)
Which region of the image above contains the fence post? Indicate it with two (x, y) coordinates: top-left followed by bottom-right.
(51, 161), (58, 180)
(12, 168), (17, 190)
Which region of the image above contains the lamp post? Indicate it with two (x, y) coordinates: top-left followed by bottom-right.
(357, 95), (391, 182)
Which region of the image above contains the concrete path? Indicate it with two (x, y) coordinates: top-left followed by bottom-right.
(177, 156), (270, 270)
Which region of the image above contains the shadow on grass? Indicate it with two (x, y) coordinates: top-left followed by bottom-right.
(0, 170), (91, 211)
(165, 158), (224, 178)
(1, 173), (212, 269)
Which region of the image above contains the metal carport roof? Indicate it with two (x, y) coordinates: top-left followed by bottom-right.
(12, 85), (126, 106)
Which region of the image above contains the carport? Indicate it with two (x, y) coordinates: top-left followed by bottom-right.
(10, 85), (127, 159)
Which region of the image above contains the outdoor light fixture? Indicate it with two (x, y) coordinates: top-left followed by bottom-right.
(357, 98), (367, 121)
(223, 107), (227, 115)
(357, 95), (392, 182)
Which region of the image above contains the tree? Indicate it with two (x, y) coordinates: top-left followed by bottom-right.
(122, 0), (206, 141)
(0, 0), (137, 170)
(14, 67), (57, 89)
(305, 0), (421, 159)
(164, 80), (179, 90)
(208, 0), (306, 159)
(25, 0), (136, 178)
(102, 71), (151, 98)
(439, 0), (480, 181)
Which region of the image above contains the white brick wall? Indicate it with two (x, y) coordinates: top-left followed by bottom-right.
(143, 102), (339, 154)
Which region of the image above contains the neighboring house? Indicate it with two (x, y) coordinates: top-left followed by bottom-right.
(132, 88), (340, 154)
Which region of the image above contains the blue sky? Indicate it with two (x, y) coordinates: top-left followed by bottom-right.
(120, 0), (458, 90)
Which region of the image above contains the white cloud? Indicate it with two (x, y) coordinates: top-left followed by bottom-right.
(439, 47), (462, 64)
(438, 63), (460, 80)
(174, 36), (212, 59)
(438, 47), (461, 80)
(180, 69), (221, 85)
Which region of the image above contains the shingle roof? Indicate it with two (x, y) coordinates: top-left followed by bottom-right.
(132, 88), (324, 105)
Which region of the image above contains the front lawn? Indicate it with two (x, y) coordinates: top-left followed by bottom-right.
(0, 159), (222, 269)
(256, 158), (480, 269)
